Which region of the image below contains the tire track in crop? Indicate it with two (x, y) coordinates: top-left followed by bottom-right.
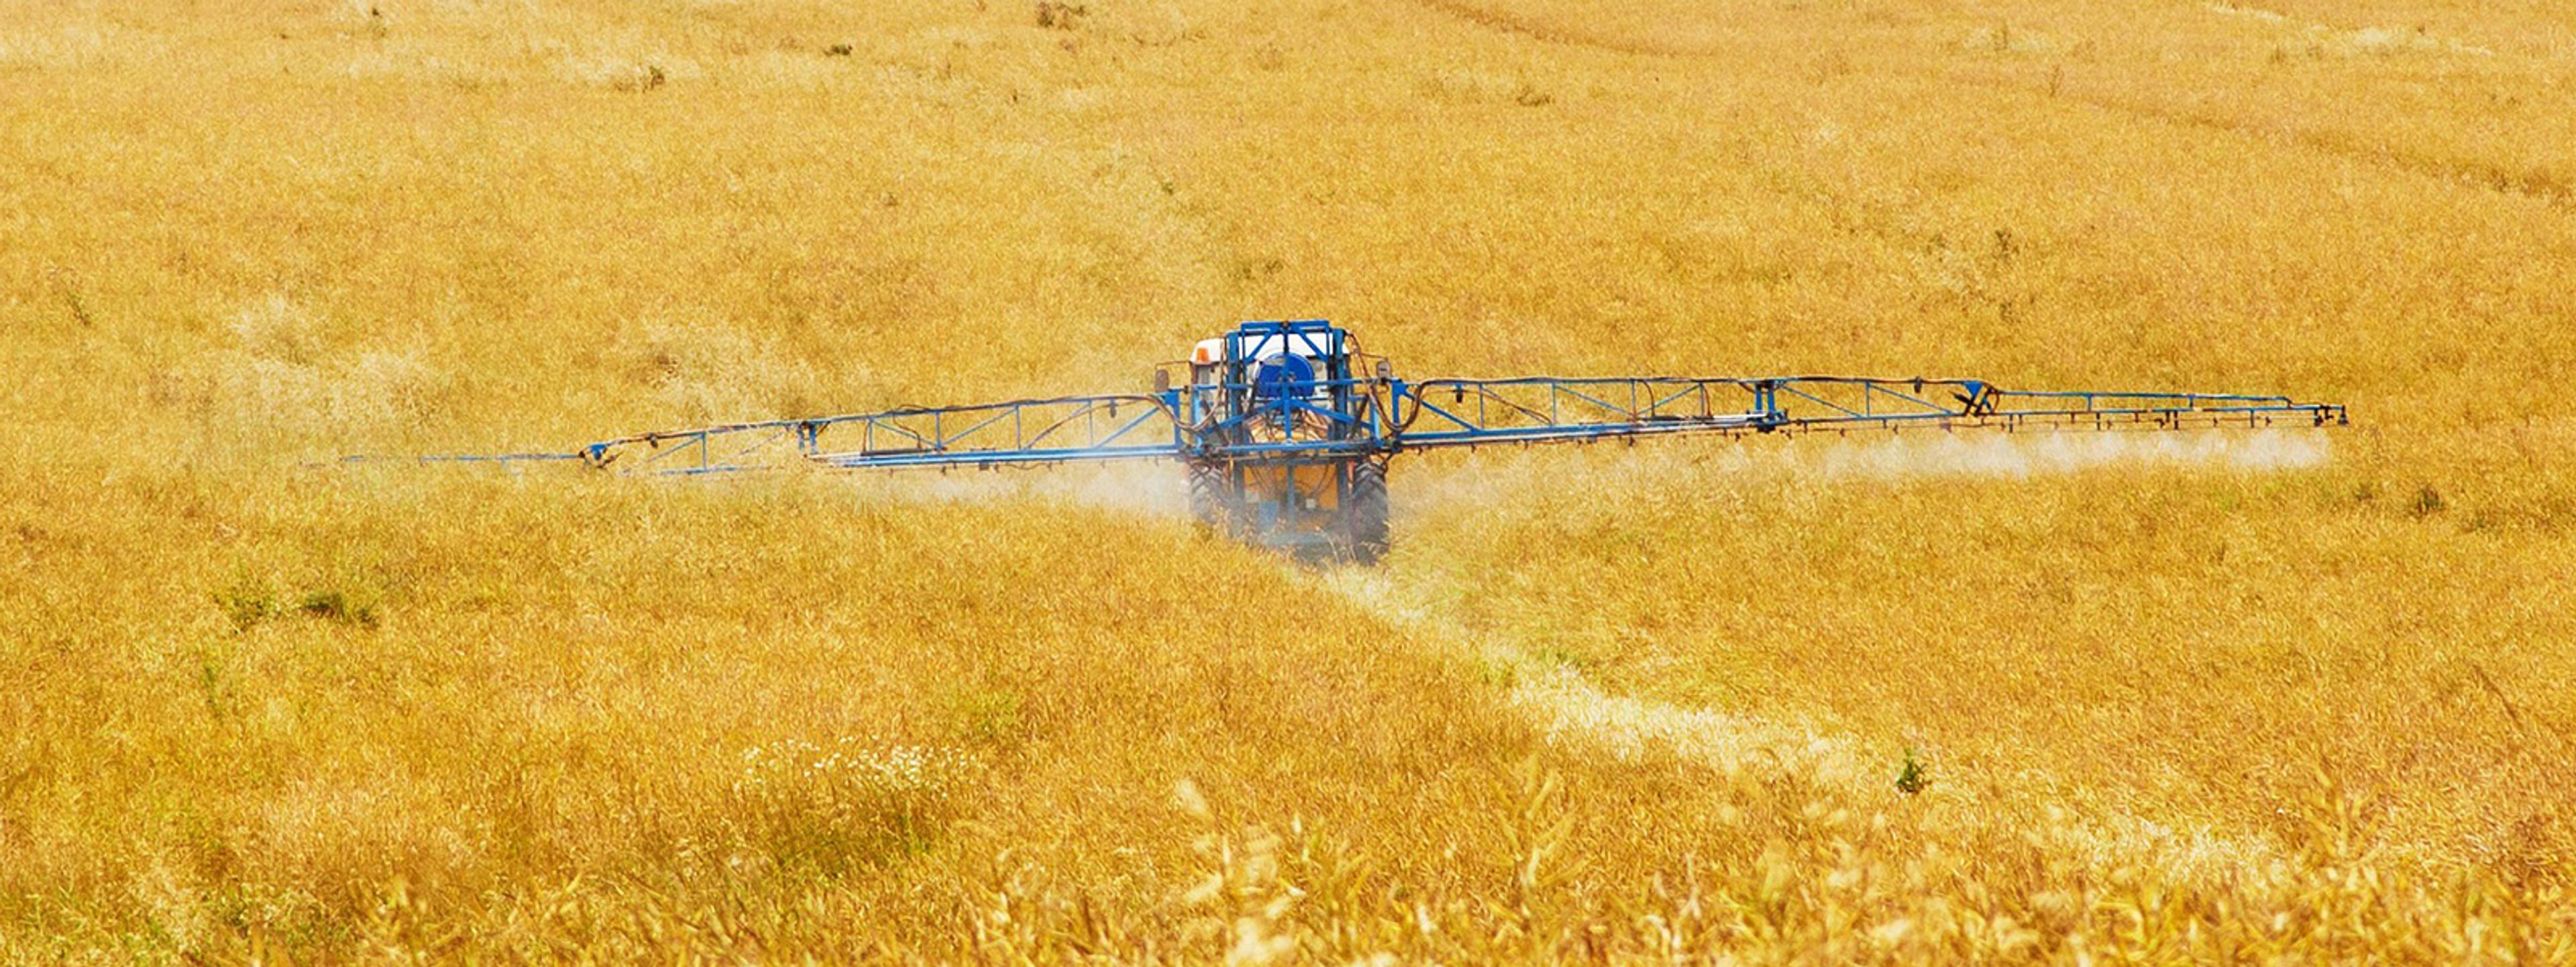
(1941, 69), (2575, 211)
(1939, 2), (2574, 211)
(1402, 0), (2571, 212)
(1399, 0), (1714, 59)
(1312, 565), (2286, 886)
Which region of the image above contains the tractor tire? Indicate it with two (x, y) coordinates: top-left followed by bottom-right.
(1187, 461), (1236, 536)
(1342, 458), (1391, 564)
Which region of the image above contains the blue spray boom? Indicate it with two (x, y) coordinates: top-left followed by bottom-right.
(374, 319), (2346, 561)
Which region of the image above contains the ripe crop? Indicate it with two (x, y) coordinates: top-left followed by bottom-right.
(3, 0), (2571, 960)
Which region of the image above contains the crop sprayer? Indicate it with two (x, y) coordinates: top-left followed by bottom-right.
(380, 319), (2347, 562)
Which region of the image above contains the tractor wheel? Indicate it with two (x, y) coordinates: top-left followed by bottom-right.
(1187, 461), (1236, 536)
(1342, 458), (1391, 564)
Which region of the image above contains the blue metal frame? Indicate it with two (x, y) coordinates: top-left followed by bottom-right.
(1385, 376), (2343, 452)
(382, 321), (2346, 474)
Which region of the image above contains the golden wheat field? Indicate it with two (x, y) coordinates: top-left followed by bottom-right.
(5, 0), (2576, 961)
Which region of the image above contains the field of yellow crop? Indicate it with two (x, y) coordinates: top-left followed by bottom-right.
(5, 0), (2575, 961)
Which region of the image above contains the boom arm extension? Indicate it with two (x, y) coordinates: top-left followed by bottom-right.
(566, 394), (1185, 474)
(1387, 375), (2345, 450)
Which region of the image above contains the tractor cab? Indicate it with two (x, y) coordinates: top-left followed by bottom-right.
(1171, 321), (1371, 434)
(1186, 338), (1224, 386)
(1185, 323), (1344, 396)
(1171, 320), (1394, 563)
